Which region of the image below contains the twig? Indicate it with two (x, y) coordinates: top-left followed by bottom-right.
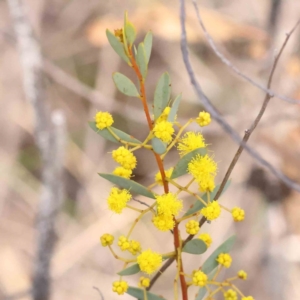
(191, 0), (300, 105)
(179, 0), (300, 192)
(93, 287), (105, 300)
(132, 197), (151, 207)
(148, 1), (300, 291)
(6, 1), (66, 300)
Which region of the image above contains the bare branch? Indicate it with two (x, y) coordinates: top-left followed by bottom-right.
(179, 0), (300, 192)
(191, 0), (300, 105)
(6, 1), (66, 300)
(149, 1), (300, 291)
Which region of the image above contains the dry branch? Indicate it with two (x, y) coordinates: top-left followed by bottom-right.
(6, 1), (66, 300)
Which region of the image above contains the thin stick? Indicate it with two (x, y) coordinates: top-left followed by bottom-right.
(6, 1), (66, 300)
(179, 0), (300, 192)
(191, 0), (300, 105)
(148, 1), (300, 290)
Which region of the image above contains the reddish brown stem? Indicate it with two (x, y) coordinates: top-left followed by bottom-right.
(128, 46), (188, 299)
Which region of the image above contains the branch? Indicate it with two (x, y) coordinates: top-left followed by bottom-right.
(179, 0), (300, 192)
(148, 0), (300, 291)
(191, 0), (300, 105)
(6, 1), (66, 300)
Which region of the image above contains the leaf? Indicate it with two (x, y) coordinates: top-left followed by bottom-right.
(144, 31), (153, 64)
(184, 180), (231, 217)
(125, 21), (136, 46)
(182, 239), (207, 255)
(118, 263), (140, 276)
(153, 72), (171, 120)
(201, 235), (236, 274)
(195, 269), (218, 300)
(151, 138), (167, 154)
(170, 148), (207, 179)
(89, 122), (142, 144)
(167, 94), (182, 123)
(126, 287), (165, 300)
(137, 43), (147, 79)
(106, 30), (130, 64)
(113, 72), (140, 97)
(99, 174), (156, 199)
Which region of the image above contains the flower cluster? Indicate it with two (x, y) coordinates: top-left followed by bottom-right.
(95, 13), (251, 299)
(188, 154), (217, 192)
(137, 249), (162, 274)
(107, 188), (131, 214)
(95, 111), (114, 130)
(177, 131), (206, 157)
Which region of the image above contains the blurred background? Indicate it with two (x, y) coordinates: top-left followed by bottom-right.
(1, 0), (300, 299)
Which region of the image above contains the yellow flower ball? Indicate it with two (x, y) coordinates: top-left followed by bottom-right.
(224, 289), (237, 300)
(107, 188), (131, 214)
(112, 146), (137, 170)
(177, 132), (206, 157)
(198, 233), (212, 247)
(185, 220), (200, 235)
(100, 233), (114, 247)
(112, 280), (128, 295)
(95, 111), (114, 130)
(201, 201), (221, 221)
(196, 111), (211, 127)
(216, 253), (232, 268)
(192, 270), (207, 287)
(231, 207), (245, 222)
(137, 249), (162, 274)
(153, 120), (174, 143)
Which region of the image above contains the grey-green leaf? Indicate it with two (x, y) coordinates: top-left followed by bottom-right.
(167, 94), (181, 123)
(99, 174), (156, 199)
(125, 22), (136, 46)
(118, 263), (140, 276)
(184, 180), (231, 217)
(153, 72), (171, 120)
(137, 43), (147, 79)
(144, 31), (153, 64)
(182, 239), (207, 255)
(151, 137), (167, 154)
(170, 148), (207, 179)
(201, 235), (236, 274)
(113, 72), (140, 97)
(126, 287), (164, 300)
(106, 30), (130, 64)
(89, 122), (142, 144)
(195, 269), (218, 300)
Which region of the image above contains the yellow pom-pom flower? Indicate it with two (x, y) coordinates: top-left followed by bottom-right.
(139, 276), (150, 288)
(100, 233), (114, 247)
(177, 132), (206, 157)
(198, 233), (212, 247)
(198, 176), (215, 193)
(112, 146), (137, 170)
(188, 154), (217, 192)
(112, 280), (128, 295)
(217, 253), (232, 268)
(107, 187), (131, 214)
(156, 192), (182, 216)
(231, 207), (245, 222)
(137, 249), (162, 274)
(113, 166), (132, 179)
(196, 111), (211, 127)
(201, 201), (221, 221)
(238, 270), (247, 280)
(153, 213), (175, 231)
(242, 297), (254, 300)
(192, 270), (207, 287)
(185, 220), (200, 235)
(154, 167), (173, 186)
(224, 289), (237, 300)
(95, 111), (114, 130)
(129, 240), (141, 255)
(118, 235), (130, 251)
(153, 120), (174, 143)
(156, 106), (171, 123)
